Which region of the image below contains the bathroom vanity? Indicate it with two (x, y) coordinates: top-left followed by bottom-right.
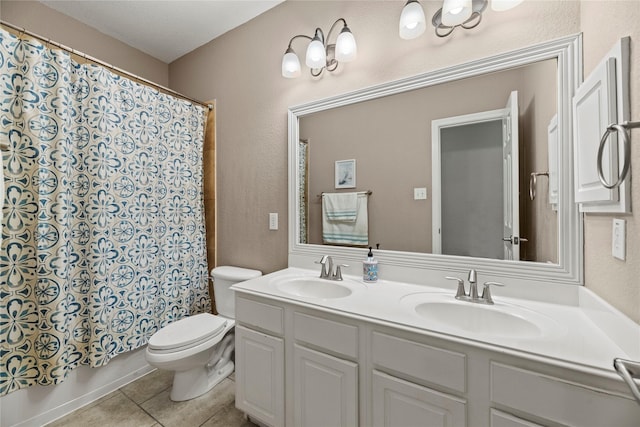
(232, 268), (640, 427)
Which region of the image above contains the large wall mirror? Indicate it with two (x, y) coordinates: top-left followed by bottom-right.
(288, 35), (583, 285)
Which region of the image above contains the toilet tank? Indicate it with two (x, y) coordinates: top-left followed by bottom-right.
(211, 266), (262, 318)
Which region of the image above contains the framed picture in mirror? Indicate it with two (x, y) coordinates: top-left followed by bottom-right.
(335, 159), (356, 189)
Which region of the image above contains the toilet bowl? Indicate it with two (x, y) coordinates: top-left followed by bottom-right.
(145, 266), (262, 401)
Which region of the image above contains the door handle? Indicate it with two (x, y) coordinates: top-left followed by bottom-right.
(503, 236), (529, 244)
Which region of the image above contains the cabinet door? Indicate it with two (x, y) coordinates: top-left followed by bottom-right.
(573, 37), (631, 213)
(372, 370), (466, 427)
(293, 344), (358, 427)
(573, 56), (617, 205)
(235, 325), (284, 427)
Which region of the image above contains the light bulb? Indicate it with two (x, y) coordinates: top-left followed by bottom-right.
(305, 35), (326, 69)
(399, 0), (426, 40)
(335, 26), (357, 62)
(281, 48), (301, 78)
(442, 0), (472, 26)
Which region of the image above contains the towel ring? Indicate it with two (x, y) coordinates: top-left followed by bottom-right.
(529, 172), (549, 201)
(597, 121), (640, 189)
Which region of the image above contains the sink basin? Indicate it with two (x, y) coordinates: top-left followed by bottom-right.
(275, 277), (362, 299)
(398, 292), (562, 339)
(414, 301), (547, 337)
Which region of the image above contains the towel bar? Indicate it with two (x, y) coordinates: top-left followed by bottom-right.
(614, 358), (640, 405)
(317, 190), (372, 198)
(597, 120), (640, 189)
(0, 141), (9, 151)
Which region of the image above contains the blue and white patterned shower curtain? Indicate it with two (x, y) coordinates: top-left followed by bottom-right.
(0, 29), (211, 396)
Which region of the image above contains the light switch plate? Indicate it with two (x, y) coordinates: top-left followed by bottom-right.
(612, 218), (625, 260)
(414, 187), (427, 200)
(269, 213), (278, 230)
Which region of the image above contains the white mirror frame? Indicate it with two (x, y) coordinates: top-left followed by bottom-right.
(288, 34), (583, 287)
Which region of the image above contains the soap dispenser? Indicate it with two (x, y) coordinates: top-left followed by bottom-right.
(363, 246), (378, 283)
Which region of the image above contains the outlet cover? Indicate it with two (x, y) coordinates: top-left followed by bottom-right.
(414, 187), (427, 200)
(269, 213), (278, 230)
(612, 218), (626, 260)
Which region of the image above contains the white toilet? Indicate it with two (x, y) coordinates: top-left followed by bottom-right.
(145, 266), (262, 401)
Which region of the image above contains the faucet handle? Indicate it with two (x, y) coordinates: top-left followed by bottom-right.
(480, 281), (504, 304)
(315, 255), (331, 278)
(333, 264), (349, 281)
(446, 276), (467, 299)
(468, 268), (477, 283)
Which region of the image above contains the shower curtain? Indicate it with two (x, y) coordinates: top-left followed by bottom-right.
(0, 29), (211, 396)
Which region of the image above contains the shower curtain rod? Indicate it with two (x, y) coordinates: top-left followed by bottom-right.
(0, 20), (213, 111)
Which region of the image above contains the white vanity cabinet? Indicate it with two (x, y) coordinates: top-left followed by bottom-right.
(489, 362), (640, 427)
(234, 298), (285, 427)
(370, 331), (467, 427)
(293, 344), (358, 427)
(291, 311), (359, 427)
(234, 292), (640, 427)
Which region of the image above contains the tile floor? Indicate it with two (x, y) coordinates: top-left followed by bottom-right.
(45, 369), (256, 427)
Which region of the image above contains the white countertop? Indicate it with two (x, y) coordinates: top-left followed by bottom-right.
(232, 267), (640, 380)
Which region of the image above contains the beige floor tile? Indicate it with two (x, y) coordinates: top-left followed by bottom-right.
(120, 368), (174, 404)
(46, 391), (156, 427)
(141, 378), (236, 427)
(200, 401), (257, 427)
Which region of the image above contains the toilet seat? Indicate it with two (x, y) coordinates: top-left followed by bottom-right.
(148, 313), (227, 353)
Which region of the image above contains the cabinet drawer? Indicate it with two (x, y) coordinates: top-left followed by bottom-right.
(372, 332), (466, 393)
(236, 296), (284, 335)
(491, 362), (640, 427)
(293, 312), (358, 358)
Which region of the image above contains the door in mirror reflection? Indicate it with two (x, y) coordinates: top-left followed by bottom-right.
(433, 91), (520, 261)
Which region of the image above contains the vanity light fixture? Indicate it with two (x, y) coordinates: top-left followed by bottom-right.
(399, 0), (427, 40)
(400, 0), (523, 39)
(281, 18), (357, 78)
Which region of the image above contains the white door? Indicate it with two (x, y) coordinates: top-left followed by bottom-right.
(235, 325), (285, 427)
(432, 92), (520, 260)
(502, 91), (521, 261)
(293, 344), (358, 427)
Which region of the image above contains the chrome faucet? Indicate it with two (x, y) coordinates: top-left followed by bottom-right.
(315, 256), (348, 281)
(446, 269), (504, 304)
(467, 268), (478, 300)
(316, 255), (334, 279)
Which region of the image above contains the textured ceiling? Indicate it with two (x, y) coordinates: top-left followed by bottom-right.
(40, 0), (284, 63)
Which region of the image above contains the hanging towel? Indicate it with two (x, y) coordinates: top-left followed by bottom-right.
(322, 192), (369, 246)
(323, 192), (358, 222)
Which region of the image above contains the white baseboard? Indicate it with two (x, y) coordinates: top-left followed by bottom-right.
(1, 347), (154, 427)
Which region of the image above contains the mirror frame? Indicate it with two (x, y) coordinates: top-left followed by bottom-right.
(288, 34), (583, 286)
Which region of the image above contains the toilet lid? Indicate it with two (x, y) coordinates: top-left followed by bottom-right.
(148, 313), (227, 351)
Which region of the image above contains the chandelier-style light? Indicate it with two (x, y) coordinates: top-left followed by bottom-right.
(399, 0), (524, 39)
(282, 18), (357, 78)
